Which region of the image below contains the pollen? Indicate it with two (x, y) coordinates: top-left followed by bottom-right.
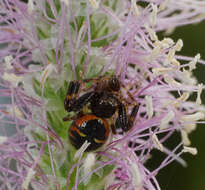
(164, 48), (176, 65)
(196, 83), (203, 105)
(60, 0), (69, 6)
(40, 63), (57, 87)
(175, 39), (183, 51)
(159, 110), (175, 130)
(152, 67), (174, 76)
(164, 39), (183, 65)
(181, 68), (197, 85)
(152, 133), (164, 152)
(131, 0), (139, 17)
(181, 112), (205, 122)
(130, 163), (142, 189)
(164, 75), (181, 87)
(181, 129), (191, 146)
(184, 123), (197, 134)
(159, 0), (168, 11)
(4, 55), (13, 69)
(83, 153), (96, 184)
(28, 0), (34, 14)
(178, 92), (190, 102)
(173, 92), (190, 107)
(145, 25), (158, 42)
(7, 106), (23, 118)
(2, 73), (24, 87)
(155, 38), (174, 49)
(21, 168), (35, 190)
(83, 153), (96, 172)
(0, 136), (8, 144)
(146, 46), (161, 62)
(171, 58), (180, 68)
(189, 53), (200, 71)
(145, 95), (153, 119)
(74, 140), (91, 160)
(151, 4), (158, 28)
(89, 0), (99, 9)
(183, 146), (198, 155)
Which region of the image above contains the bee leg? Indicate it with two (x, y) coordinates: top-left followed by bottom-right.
(127, 104), (139, 130)
(115, 103), (128, 132)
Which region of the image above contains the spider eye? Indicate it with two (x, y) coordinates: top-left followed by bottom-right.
(109, 76), (120, 91)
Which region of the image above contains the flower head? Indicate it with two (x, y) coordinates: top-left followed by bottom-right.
(0, 0), (205, 189)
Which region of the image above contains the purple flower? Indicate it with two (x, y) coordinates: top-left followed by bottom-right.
(0, 0), (205, 189)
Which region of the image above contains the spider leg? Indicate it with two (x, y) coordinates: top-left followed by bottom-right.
(64, 78), (98, 112)
(63, 111), (84, 122)
(120, 81), (140, 106)
(71, 91), (95, 112)
(115, 103), (139, 132)
(65, 90), (96, 113)
(127, 104), (139, 129)
(64, 81), (80, 111)
(63, 115), (76, 122)
(121, 83), (135, 102)
(82, 75), (104, 83)
(110, 118), (117, 134)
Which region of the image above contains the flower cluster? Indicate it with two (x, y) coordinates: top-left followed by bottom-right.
(0, 0), (205, 189)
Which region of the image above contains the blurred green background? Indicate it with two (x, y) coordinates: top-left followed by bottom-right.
(154, 21), (205, 190)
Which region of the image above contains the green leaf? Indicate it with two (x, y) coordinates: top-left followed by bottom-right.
(45, 0), (61, 20)
(32, 78), (59, 99)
